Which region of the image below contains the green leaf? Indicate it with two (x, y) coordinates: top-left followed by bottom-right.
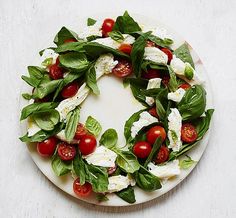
(87, 18), (97, 26)
(51, 154), (72, 176)
(99, 128), (118, 149)
(179, 156), (197, 169)
(55, 41), (86, 53)
(116, 186), (136, 204)
(155, 88), (168, 121)
(54, 27), (79, 46)
(96, 193), (109, 202)
(113, 11), (141, 33)
(72, 153), (86, 185)
(65, 107), (80, 141)
(174, 43), (195, 69)
(168, 66), (178, 92)
(141, 60), (168, 72)
(85, 65), (100, 95)
(108, 31), (124, 42)
(41, 58), (53, 67)
(22, 93), (32, 100)
(131, 31), (152, 77)
(85, 116), (102, 137)
(148, 34), (173, 48)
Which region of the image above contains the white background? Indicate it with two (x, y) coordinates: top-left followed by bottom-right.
(0, 0), (236, 217)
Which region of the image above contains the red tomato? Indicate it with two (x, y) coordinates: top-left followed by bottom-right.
(61, 82), (79, 98)
(57, 142), (76, 161)
(141, 69), (161, 79)
(112, 59), (132, 78)
(133, 141), (152, 159)
(74, 123), (87, 140)
(73, 178), (92, 197)
(146, 40), (156, 47)
(148, 107), (158, 118)
(179, 83), (191, 90)
(101, 18), (115, 37)
(107, 165), (117, 175)
(37, 137), (57, 157)
(155, 145), (169, 164)
(49, 61), (64, 80)
(181, 123), (198, 143)
(162, 75), (170, 86)
(161, 48), (173, 64)
(146, 126), (166, 144)
(78, 134), (97, 155)
(118, 44), (132, 55)
(64, 38), (77, 43)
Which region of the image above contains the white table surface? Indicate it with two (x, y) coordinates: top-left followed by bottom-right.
(1, 0), (236, 217)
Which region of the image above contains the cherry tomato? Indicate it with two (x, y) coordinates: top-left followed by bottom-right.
(133, 141), (152, 159)
(181, 123), (198, 143)
(37, 137), (57, 157)
(146, 40), (156, 47)
(112, 59), (132, 78)
(179, 83), (191, 90)
(78, 134), (97, 155)
(57, 142), (76, 161)
(107, 165), (117, 175)
(64, 38), (77, 43)
(101, 18), (115, 37)
(118, 44), (132, 55)
(61, 82), (79, 98)
(146, 126), (166, 144)
(49, 60), (64, 80)
(161, 48), (173, 64)
(155, 145), (169, 164)
(74, 123), (87, 140)
(162, 75), (170, 86)
(73, 178), (92, 197)
(148, 107), (158, 118)
(141, 69), (161, 79)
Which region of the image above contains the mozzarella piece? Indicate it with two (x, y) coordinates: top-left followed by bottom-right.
(144, 47), (168, 65)
(79, 22), (103, 39)
(41, 49), (58, 66)
(148, 160), (180, 180)
(27, 119), (41, 136)
(56, 130), (80, 144)
(108, 175), (135, 193)
(167, 108), (182, 152)
(83, 146), (117, 168)
(145, 96), (155, 106)
(168, 88), (186, 103)
(145, 78), (162, 106)
(131, 111), (158, 138)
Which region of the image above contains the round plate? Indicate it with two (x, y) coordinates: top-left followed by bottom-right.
(19, 12), (214, 206)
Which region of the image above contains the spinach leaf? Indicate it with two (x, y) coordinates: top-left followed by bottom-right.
(54, 41), (86, 53)
(51, 154), (72, 176)
(179, 156), (196, 169)
(20, 102), (58, 120)
(108, 31), (124, 42)
(85, 116), (102, 137)
(65, 107), (80, 141)
(174, 43), (194, 68)
(113, 11), (141, 33)
(99, 128), (118, 149)
(54, 27), (79, 46)
(178, 85), (206, 121)
(148, 34), (173, 48)
(131, 31), (151, 77)
(59, 52), (90, 72)
(87, 18), (97, 26)
(168, 66), (178, 92)
(135, 166), (162, 191)
(116, 186), (136, 204)
(85, 64), (100, 95)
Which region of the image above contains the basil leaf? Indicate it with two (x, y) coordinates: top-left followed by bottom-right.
(178, 85), (206, 121)
(135, 166), (162, 191)
(179, 156), (196, 169)
(22, 93), (32, 100)
(64, 107), (80, 141)
(174, 43), (194, 68)
(113, 11), (141, 33)
(51, 154), (72, 176)
(115, 150), (140, 173)
(96, 194), (109, 202)
(55, 41), (86, 53)
(85, 116), (102, 137)
(72, 153), (86, 185)
(155, 88), (169, 121)
(116, 186), (136, 204)
(99, 128), (118, 149)
(87, 18), (97, 26)
(141, 60), (168, 72)
(59, 52), (90, 72)
(85, 65), (100, 95)
(168, 66), (178, 92)
(20, 102), (58, 120)
(54, 27), (79, 46)
(131, 31), (152, 77)
(108, 31), (124, 42)
(148, 34), (173, 48)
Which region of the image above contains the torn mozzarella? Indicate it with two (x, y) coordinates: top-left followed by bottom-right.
(56, 130), (80, 144)
(145, 78), (162, 106)
(27, 120), (41, 136)
(144, 47), (168, 65)
(168, 88), (186, 103)
(107, 175), (135, 193)
(79, 22), (103, 39)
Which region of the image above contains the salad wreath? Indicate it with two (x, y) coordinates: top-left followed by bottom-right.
(20, 11), (214, 204)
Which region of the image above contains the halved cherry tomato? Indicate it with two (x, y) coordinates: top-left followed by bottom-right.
(73, 178), (92, 197)
(112, 59), (132, 78)
(101, 18), (115, 37)
(107, 165), (117, 175)
(74, 123), (87, 140)
(141, 69), (161, 79)
(148, 107), (158, 118)
(146, 40), (156, 47)
(57, 142), (76, 161)
(64, 38), (77, 43)
(49, 58), (64, 80)
(146, 126), (166, 145)
(181, 123), (198, 143)
(78, 134), (97, 155)
(155, 145), (169, 164)
(118, 44), (132, 55)
(179, 83), (191, 90)
(61, 81), (79, 98)
(133, 141), (152, 159)
(162, 75), (170, 86)
(37, 137), (57, 157)
(161, 48), (173, 64)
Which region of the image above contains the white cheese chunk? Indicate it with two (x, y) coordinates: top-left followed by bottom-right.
(167, 108), (182, 152)
(144, 47), (168, 65)
(108, 175), (135, 193)
(79, 22), (103, 39)
(83, 146), (117, 168)
(145, 96), (155, 106)
(145, 78), (162, 106)
(131, 111), (158, 138)
(41, 49), (59, 66)
(168, 88), (186, 103)
(27, 120), (41, 137)
(56, 130), (80, 144)
(148, 160), (180, 180)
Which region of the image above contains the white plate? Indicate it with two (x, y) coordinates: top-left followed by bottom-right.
(19, 13), (214, 207)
